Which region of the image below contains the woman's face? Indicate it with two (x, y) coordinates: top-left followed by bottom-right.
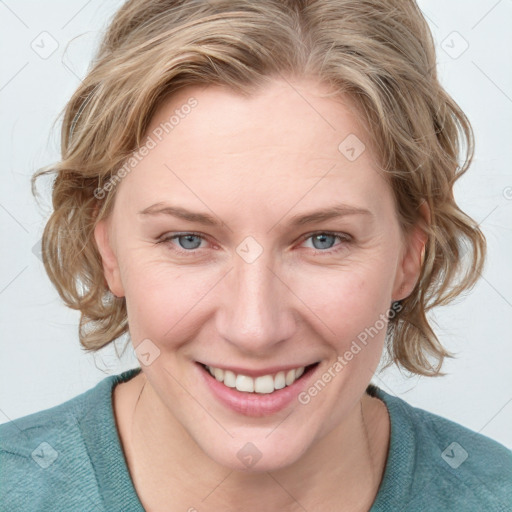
(95, 77), (422, 471)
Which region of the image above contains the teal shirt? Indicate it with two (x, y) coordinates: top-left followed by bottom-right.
(1, 367), (511, 511)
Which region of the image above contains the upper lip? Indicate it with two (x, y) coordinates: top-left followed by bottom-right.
(197, 361), (319, 378)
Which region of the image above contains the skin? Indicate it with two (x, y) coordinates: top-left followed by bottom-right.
(94, 77), (428, 511)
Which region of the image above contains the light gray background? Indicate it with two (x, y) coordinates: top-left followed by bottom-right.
(1, 0), (511, 449)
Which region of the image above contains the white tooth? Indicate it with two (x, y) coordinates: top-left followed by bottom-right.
(274, 371), (286, 390)
(207, 366), (215, 377)
(223, 370), (236, 388)
(213, 367), (224, 382)
(295, 366), (305, 379)
(254, 375), (275, 394)
(235, 374), (254, 392)
(285, 369), (296, 386)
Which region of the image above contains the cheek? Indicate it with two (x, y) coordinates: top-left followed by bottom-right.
(120, 255), (216, 342)
(294, 259), (394, 350)
(119, 238), (398, 353)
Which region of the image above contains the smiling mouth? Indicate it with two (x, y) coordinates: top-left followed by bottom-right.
(198, 362), (319, 394)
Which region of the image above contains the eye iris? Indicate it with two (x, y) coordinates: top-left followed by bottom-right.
(178, 234), (202, 250)
(171, 234), (341, 251)
(312, 233), (336, 250)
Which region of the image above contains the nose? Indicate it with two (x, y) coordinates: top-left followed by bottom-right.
(216, 246), (296, 356)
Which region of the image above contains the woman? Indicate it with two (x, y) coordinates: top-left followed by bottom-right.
(1, 0), (510, 510)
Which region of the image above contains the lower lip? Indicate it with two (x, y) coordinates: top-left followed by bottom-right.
(196, 362), (319, 417)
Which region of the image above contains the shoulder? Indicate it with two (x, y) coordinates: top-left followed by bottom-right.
(0, 371), (131, 510)
(0, 384), (90, 461)
(373, 386), (512, 511)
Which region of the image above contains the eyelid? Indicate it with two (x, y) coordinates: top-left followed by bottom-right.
(157, 231), (209, 249)
(158, 231), (205, 241)
(157, 230), (353, 254)
(298, 231), (352, 252)
(299, 230), (352, 243)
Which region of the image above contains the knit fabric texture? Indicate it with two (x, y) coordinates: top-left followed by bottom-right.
(1, 367), (511, 511)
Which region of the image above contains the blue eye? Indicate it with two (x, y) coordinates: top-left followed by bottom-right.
(175, 233), (203, 250)
(302, 232), (351, 252)
(159, 232), (206, 252)
(157, 231), (351, 255)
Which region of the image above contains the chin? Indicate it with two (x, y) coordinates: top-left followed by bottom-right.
(196, 433), (314, 473)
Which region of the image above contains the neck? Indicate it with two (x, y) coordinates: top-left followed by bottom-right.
(115, 373), (390, 512)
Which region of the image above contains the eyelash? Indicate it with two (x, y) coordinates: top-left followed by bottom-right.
(156, 231), (352, 256)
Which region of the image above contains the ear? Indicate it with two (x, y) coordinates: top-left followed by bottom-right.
(94, 218), (125, 298)
(391, 201), (430, 302)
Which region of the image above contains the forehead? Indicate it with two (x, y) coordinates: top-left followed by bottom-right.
(145, 78), (371, 158)
(115, 78), (392, 217)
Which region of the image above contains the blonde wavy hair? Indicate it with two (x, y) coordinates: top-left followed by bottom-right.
(32, 0), (486, 376)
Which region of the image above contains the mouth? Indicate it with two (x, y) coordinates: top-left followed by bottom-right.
(199, 362), (318, 394)
(196, 361), (320, 417)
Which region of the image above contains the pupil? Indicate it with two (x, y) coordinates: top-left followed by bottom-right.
(180, 235), (200, 249)
(313, 233), (334, 250)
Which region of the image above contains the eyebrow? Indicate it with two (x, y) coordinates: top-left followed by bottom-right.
(138, 202), (373, 227)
